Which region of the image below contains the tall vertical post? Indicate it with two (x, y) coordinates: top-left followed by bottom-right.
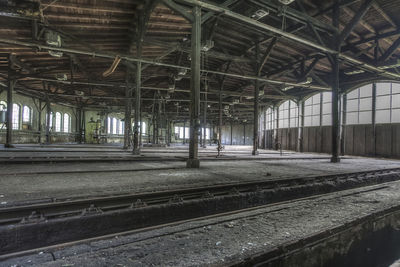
(202, 84), (207, 148)
(187, 5), (201, 168)
(5, 69), (15, 148)
(133, 61), (141, 154)
(124, 78), (133, 149)
(340, 94), (347, 155)
(243, 123), (246, 145)
(252, 43), (260, 155)
(183, 120), (186, 144)
(77, 106), (82, 143)
(230, 121), (233, 145)
(372, 82), (377, 156)
(218, 88), (222, 147)
(37, 100), (42, 144)
(319, 93), (324, 152)
(263, 107), (267, 149)
(297, 100), (305, 152)
(331, 0), (340, 163)
(274, 106), (279, 150)
(45, 96), (51, 144)
(82, 109), (86, 142)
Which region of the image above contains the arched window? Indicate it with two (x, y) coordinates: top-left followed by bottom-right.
(22, 106), (32, 123)
(12, 104), (20, 130)
(278, 100), (298, 128)
(63, 113), (70, 132)
(55, 112), (62, 132)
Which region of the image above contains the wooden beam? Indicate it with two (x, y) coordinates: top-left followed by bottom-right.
(379, 37), (400, 63)
(161, 0), (193, 22)
(338, 0), (374, 44)
(201, 0), (239, 24)
(258, 37), (277, 75)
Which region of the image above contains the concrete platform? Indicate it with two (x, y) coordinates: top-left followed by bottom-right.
(0, 144), (398, 206)
(3, 178), (400, 266)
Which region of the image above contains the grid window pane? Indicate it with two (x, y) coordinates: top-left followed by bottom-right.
(22, 106), (31, 123)
(12, 104), (20, 130)
(63, 113), (70, 133)
(55, 112), (62, 132)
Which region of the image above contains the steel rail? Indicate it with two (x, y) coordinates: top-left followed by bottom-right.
(0, 167), (399, 255)
(1, 167), (399, 223)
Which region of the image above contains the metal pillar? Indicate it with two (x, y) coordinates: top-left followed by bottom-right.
(82, 109), (86, 142)
(218, 88), (222, 148)
(274, 106), (279, 150)
(319, 92), (324, 152)
(37, 100), (42, 144)
(252, 43), (260, 155)
(372, 82), (377, 156)
(183, 120), (186, 144)
(124, 81), (133, 149)
(243, 123), (246, 145)
(187, 5), (201, 168)
(297, 100), (305, 152)
(340, 94), (347, 155)
(133, 61), (141, 154)
(331, 0), (340, 163)
(5, 75), (15, 148)
(45, 96), (51, 144)
(230, 121), (233, 145)
(77, 106), (83, 143)
(263, 107), (267, 149)
(202, 83), (207, 148)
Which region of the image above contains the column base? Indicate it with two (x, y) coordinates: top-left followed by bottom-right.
(252, 150), (259, 156)
(330, 156), (341, 163)
(186, 158), (200, 168)
(132, 149), (141, 155)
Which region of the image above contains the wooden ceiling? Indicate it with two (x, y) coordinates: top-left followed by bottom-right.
(0, 0), (399, 122)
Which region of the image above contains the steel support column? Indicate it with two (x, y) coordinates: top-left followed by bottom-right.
(37, 100), (42, 144)
(297, 100), (305, 152)
(263, 107), (267, 149)
(202, 84), (207, 148)
(331, 0), (340, 163)
(5, 71), (15, 148)
(340, 94), (347, 156)
(133, 61), (141, 154)
(274, 106), (279, 150)
(230, 121), (233, 145)
(45, 96), (51, 144)
(187, 5), (201, 168)
(372, 82), (377, 156)
(124, 80), (133, 149)
(252, 43), (260, 155)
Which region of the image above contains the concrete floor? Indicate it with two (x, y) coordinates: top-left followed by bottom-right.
(0, 144), (399, 205)
(4, 178), (400, 267)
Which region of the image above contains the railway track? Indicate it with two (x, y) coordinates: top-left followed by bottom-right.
(1, 168), (400, 257)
